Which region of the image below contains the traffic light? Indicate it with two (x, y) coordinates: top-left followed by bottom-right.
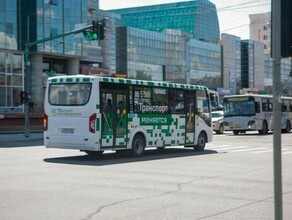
(82, 19), (106, 40)
(91, 20), (99, 40)
(20, 91), (27, 104)
(281, 0), (292, 57)
(99, 19), (106, 40)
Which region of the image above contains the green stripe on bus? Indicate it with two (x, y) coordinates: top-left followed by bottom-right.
(96, 104), (100, 110)
(66, 78), (73, 82)
(51, 79), (57, 83)
(83, 78), (90, 82)
(119, 79), (125, 84)
(96, 118), (100, 131)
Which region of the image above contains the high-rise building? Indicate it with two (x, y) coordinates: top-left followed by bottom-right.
(221, 33), (242, 95)
(241, 40), (265, 91)
(249, 12), (271, 55)
(110, 0), (220, 44)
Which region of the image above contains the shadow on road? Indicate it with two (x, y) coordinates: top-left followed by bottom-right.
(43, 148), (217, 166)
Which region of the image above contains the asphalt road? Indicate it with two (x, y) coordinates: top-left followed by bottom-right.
(0, 131), (292, 220)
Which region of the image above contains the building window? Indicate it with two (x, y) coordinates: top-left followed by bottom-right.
(263, 35), (269, 40)
(5, 23), (14, 35)
(45, 0), (59, 6)
(263, 25), (268, 31)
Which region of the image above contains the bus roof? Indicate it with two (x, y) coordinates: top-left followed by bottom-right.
(223, 94), (292, 101)
(48, 75), (209, 91)
(223, 94), (272, 99)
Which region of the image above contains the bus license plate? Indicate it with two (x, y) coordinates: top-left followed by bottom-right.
(62, 128), (74, 134)
(234, 125), (241, 128)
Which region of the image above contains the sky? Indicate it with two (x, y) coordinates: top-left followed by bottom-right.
(99, 0), (271, 39)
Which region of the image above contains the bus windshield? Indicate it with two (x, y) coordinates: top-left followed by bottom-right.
(48, 83), (92, 106)
(223, 100), (255, 117)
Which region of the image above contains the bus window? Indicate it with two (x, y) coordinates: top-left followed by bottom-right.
(262, 98), (273, 112)
(152, 88), (168, 114)
(102, 93), (113, 135)
(169, 89), (184, 113)
(133, 86), (151, 113)
(49, 83), (91, 106)
(196, 90), (211, 126)
(255, 102), (261, 113)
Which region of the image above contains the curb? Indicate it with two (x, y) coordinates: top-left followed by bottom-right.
(0, 132), (44, 143)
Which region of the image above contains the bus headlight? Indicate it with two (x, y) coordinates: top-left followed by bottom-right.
(248, 120), (255, 126)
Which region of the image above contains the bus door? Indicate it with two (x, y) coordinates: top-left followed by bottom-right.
(101, 84), (128, 148)
(185, 91), (196, 145)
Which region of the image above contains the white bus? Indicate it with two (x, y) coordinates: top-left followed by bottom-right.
(223, 94), (292, 135)
(44, 75), (213, 157)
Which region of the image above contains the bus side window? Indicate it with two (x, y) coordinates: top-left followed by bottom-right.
(169, 89), (184, 114)
(255, 102), (261, 113)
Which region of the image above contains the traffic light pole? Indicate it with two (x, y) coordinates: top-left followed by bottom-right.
(271, 0), (283, 219)
(23, 24), (92, 137)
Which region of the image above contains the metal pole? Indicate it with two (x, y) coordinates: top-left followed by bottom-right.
(22, 23), (92, 137)
(24, 16), (30, 138)
(271, 0), (283, 219)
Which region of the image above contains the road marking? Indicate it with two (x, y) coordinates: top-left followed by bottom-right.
(282, 151), (292, 155)
(251, 149), (273, 154)
(232, 147), (267, 152)
(217, 146), (248, 151)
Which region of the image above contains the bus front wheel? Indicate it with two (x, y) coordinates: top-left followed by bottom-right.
(283, 120), (291, 133)
(194, 132), (206, 151)
(258, 121), (268, 135)
(131, 134), (145, 157)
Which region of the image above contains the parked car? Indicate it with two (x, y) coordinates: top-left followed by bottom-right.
(212, 111), (224, 134)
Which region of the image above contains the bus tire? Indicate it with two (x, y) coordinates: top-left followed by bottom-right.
(194, 132), (206, 151)
(233, 130), (239, 135)
(284, 120), (291, 133)
(216, 124), (224, 134)
(258, 120), (268, 135)
(84, 150), (104, 158)
(131, 134), (145, 157)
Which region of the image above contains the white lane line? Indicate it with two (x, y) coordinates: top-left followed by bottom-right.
(252, 149), (273, 154)
(232, 147), (267, 152)
(282, 151), (292, 155)
(216, 146), (249, 151)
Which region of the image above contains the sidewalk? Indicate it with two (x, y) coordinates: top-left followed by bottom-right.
(0, 132), (43, 143)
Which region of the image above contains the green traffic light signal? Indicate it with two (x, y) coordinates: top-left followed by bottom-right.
(92, 33), (98, 40)
(83, 30), (99, 41)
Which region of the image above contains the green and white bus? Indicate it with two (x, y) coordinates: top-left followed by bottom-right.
(44, 75), (213, 157)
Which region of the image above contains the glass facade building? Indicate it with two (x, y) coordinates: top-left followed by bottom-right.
(187, 39), (221, 89)
(241, 40), (265, 91)
(116, 26), (221, 89)
(21, 0), (87, 56)
(110, 0), (220, 44)
(0, 1), (23, 112)
(221, 34), (241, 95)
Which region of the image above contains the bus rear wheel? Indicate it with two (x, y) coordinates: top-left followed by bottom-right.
(131, 134), (145, 157)
(194, 132), (206, 151)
